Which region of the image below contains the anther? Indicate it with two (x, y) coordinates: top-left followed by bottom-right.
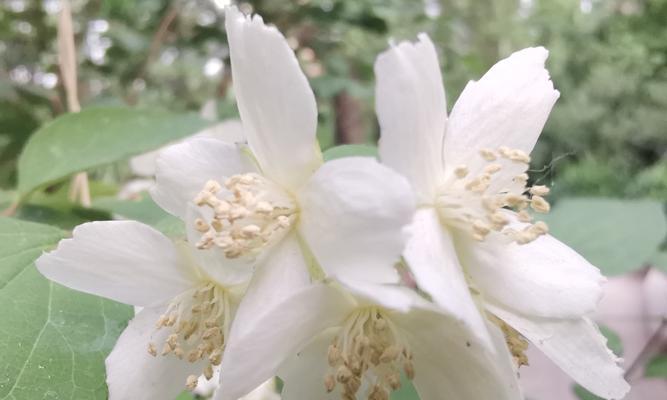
(484, 163), (502, 174)
(186, 375), (198, 391)
(529, 185), (550, 196)
(479, 148), (497, 161)
(324, 374), (336, 392)
(454, 165), (469, 178)
(530, 195), (550, 213)
(147, 342), (157, 357)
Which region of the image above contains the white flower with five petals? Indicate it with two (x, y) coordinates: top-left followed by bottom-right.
(374, 33), (630, 399)
(150, 7), (415, 299)
(36, 221), (247, 399)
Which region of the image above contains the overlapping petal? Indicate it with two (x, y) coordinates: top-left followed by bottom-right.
(404, 208), (493, 348)
(298, 157), (415, 284)
(152, 137), (255, 219)
(106, 307), (204, 400)
(456, 232), (605, 319)
(489, 305), (630, 399)
(393, 306), (522, 400)
(36, 221), (195, 307)
(375, 34), (447, 202)
(216, 284), (355, 400)
(225, 7), (321, 190)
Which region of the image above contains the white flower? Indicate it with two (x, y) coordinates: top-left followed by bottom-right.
(374, 33), (630, 399)
(150, 6), (415, 294)
(216, 280), (522, 400)
(36, 221), (249, 399)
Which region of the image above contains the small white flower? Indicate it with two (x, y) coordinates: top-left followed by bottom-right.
(150, 6), (415, 295)
(374, 33), (630, 399)
(215, 280), (521, 400)
(36, 221), (249, 399)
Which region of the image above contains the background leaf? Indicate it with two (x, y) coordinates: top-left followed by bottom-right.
(645, 355), (667, 378)
(322, 144), (379, 161)
(17, 107), (211, 196)
(0, 217), (133, 399)
(540, 198), (667, 275)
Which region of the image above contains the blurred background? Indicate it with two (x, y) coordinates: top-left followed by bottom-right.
(0, 0), (665, 399)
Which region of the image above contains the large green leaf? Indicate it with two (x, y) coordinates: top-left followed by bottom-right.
(17, 107), (211, 195)
(0, 217), (133, 399)
(541, 198), (667, 276)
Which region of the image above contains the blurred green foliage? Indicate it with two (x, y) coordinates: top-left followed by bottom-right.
(0, 0), (665, 198)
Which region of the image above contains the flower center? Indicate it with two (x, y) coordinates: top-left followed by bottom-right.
(192, 173), (298, 258)
(147, 282), (231, 391)
(436, 146), (551, 245)
(324, 308), (414, 400)
(488, 314), (529, 367)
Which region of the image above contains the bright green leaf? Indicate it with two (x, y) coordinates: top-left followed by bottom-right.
(540, 198), (667, 275)
(323, 144), (379, 161)
(0, 217), (133, 399)
(17, 107), (211, 195)
(645, 355), (667, 378)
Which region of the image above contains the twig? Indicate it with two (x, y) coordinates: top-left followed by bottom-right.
(58, 0), (91, 207)
(126, 3), (180, 105)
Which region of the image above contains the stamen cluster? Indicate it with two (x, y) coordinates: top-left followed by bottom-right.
(489, 314), (529, 367)
(324, 308), (414, 400)
(193, 174), (297, 258)
(148, 283), (230, 391)
(438, 146), (552, 245)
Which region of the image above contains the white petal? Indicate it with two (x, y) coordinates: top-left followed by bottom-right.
(36, 221), (195, 307)
(277, 329), (340, 400)
(489, 305), (630, 399)
(443, 47), (559, 181)
(106, 307), (203, 400)
(216, 284), (355, 400)
(394, 307), (522, 400)
(227, 232), (311, 339)
(404, 208), (493, 348)
(375, 34), (446, 202)
(456, 233), (605, 318)
(151, 137), (254, 219)
(298, 157), (416, 284)
(225, 7), (321, 189)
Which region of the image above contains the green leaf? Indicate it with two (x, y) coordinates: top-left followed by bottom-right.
(17, 107), (211, 196)
(92, 194), (170, 226)
(323, 144), (379, 161)
(649, 251), (667, 273)
(0, 217), (133, 399)
(92, 194), (184, 238)
(540, 198), (667, 276)
(573, 384), (604, 400)
(645, 355), (667, 378)
(599, 325), (623, 356)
